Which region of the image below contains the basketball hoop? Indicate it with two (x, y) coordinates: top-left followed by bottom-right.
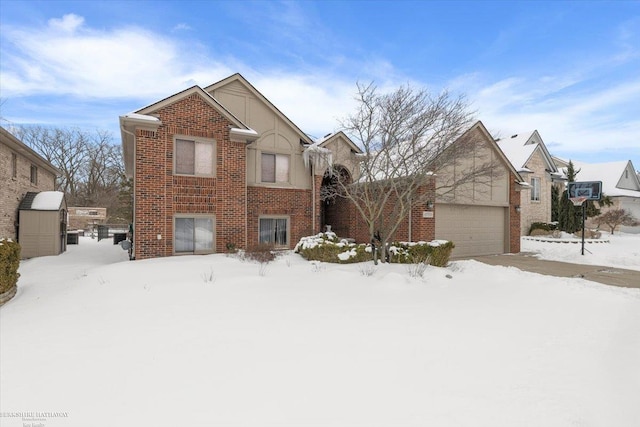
(569, 196), (587, 207)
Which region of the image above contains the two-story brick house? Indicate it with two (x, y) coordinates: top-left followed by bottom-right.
(122, 75), (522, 260)
(1, 126), (59, 239)
(121, 74), (362, 260)
(496, 131), (564, 235)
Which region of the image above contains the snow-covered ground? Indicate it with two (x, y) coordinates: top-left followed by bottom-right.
(1, 235), (639, 427)
(522, 231), (640, 271)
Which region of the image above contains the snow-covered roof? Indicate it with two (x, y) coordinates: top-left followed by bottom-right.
(30, 191), (65, 210)
(495, 133), (538, 169)
(495, 130), (560, 177)
(567, 160), (640, 198)
(303, 142), (333, 170)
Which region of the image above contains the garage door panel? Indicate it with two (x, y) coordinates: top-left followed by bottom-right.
(435, 204), (506, 257)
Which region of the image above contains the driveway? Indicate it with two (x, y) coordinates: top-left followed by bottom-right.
(470, 253), (640, 289)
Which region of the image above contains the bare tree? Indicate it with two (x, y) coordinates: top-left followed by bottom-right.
(594, 209), (638, 234)
(324, 83), (500, 261)
(14, 126), (90, 201)
(12, 125), (129, 222)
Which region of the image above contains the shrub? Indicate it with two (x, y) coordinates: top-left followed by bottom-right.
(244, 243), (275, 263)
(0, 238), (21, 295)
(388, 240), (455, 267)
(295, 233), (454, 267)
(529, 222), (557, 236)
(295, 232), (371, 264)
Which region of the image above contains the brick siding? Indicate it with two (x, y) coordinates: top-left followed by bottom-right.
(322, 178), (436, 244)
(133, 94), (246, 259)
(509, 172), (522, 252)
(0, 140), (56, 239)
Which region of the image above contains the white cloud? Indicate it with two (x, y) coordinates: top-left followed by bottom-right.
(0, 16), (233, 99)
(48, 13), (84, 33)
(449, 65), (640, 164)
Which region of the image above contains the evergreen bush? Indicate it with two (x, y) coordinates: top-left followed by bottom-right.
(295, 233), (454, 267)
(528, 222), (557, 235)
(0, 238), (21, 295)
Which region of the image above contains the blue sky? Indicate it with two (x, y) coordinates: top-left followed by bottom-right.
(1, 0), (638, 166)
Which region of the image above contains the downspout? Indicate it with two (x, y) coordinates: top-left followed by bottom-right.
(312, 163), (316, 233)
(121, 125), (136, 260)
(408, 205), (412, 242)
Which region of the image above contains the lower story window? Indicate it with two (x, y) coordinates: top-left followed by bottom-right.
(175, 216), (214, 254)
(259, 217), (288, 247)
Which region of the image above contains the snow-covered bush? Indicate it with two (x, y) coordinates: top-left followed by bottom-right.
(387, 240), (455, 267)
(295, 232), (370, 264)
(0, 238), (20, 301)
(295, 233), (454, 266)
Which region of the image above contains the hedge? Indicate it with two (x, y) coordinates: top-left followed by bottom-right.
(387, 240), (455, 267)
(294, 232), (454, 267)
(528, 222), (558, 236)
(0, 238), (21, 295)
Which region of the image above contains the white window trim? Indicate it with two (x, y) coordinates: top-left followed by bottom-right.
(173, 214), (216, 255)
(258, 215), (290, 248)
(173, 135), (216, 177)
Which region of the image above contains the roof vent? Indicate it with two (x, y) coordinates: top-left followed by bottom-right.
(324, 133), (332, 138)
(511, 134), (518, 138)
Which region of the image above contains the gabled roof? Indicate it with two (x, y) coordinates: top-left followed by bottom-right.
(119, 85), (258, 177)
(134, 85), (250, 130)
(463, 121), (524, 182)
(0, 127), (59, 176)
(204, 73), (314, 145)
(568, 160), (640, 198)
(316, 131), (363, 154)
(495, 130), (559, 176)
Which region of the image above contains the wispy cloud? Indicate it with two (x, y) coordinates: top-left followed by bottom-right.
(1, 9), (637, 165)
(172, 23), (192, 32)
(0, 14), (233, 99)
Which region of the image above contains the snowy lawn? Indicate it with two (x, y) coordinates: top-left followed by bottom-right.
(522, 231), (640, 271)
(1, 235), (639, 427)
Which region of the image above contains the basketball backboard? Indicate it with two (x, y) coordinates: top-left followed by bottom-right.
(567, 181), (602, 201)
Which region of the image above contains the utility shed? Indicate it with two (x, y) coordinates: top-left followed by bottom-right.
(18, 191), (67, 259)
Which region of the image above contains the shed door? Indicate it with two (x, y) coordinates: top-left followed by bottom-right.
(435, 204), (507, 258)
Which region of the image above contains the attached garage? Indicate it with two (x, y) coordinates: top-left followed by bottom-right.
(435, 204), (508, 258)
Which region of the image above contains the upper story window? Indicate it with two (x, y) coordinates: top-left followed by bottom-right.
(11, 153), (17, 178)
(30, 164), (38, 185)
(261, 153), (289, 183)
(175, 138), (215, 176)
(530, 177), (540, 201)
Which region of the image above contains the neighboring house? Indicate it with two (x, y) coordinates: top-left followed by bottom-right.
(0, 126), (58, 240)
(67, 207), (107, 231)
(121, 74), (523, 260)
(496, 131), (564, 235)
(557, 159), (640, 233)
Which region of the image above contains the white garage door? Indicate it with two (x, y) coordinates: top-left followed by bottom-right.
(435, 204), (507, 257)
